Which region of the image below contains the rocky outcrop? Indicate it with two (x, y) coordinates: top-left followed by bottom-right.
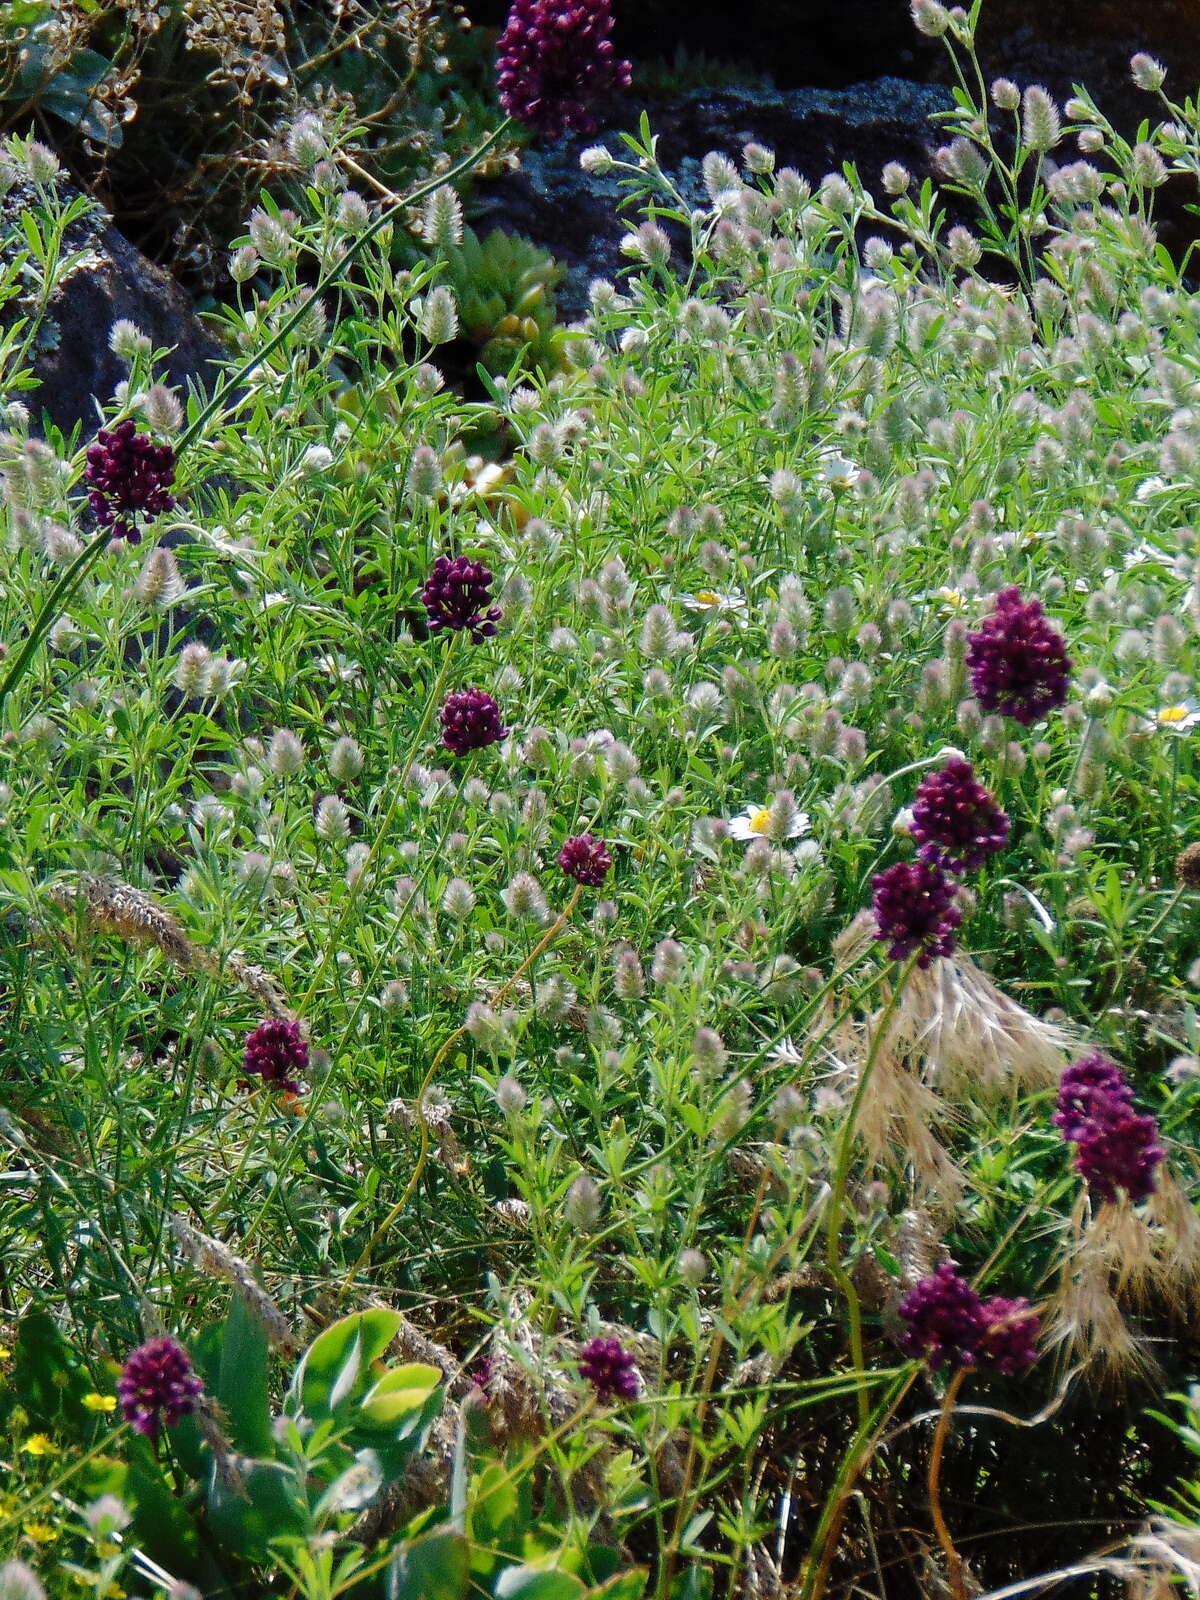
(474, 78), (954, 316)
(2, 175), (227, 438)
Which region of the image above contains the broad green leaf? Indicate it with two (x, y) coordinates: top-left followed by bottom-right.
(585, 1575), (648, 1600)
(470, 1461), (530, 1556)
(206, 1457), (307, 1563)
(494, 1568), (586, 1600)
(668, 1567), (712, 1600)
(358, 1361), (442, 1426)
(294, 1308), (402, 1420)
(386, 1527), (470, 1600)
(216, 1293), (273, 1456)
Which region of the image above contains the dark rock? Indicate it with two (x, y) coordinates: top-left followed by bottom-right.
(474, 79), (954, 317)
(464, 0), (940, 90)
(2, 175), (227, 440)
(466, 0), (1200, 133)
(970, 0), (1200, 133)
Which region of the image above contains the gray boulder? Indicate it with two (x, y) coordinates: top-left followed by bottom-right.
(473, 79), (954, 317)
(2, 174), (227, 439)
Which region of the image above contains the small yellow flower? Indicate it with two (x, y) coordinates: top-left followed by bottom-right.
(20, 1433), (59, 1457)
(23, 1520), (59, 1543)
(82, 1392), (118, 1414)
(0, 1342), (11, 1361)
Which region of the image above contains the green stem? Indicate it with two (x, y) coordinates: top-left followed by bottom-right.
(824, 952), (919, 1426)
(0, 527), (111, 717)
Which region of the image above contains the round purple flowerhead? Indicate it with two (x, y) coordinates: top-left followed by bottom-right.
(85, 419), (176, 544)
(497, 0), (633, 138)
(1054, 1053), (1163, 1205)
(440, 688), (507, 756)
(899, 1265), (1040, 1375)
(118, 1337), (204, 1438)
(910, 756), (1010, 873)
(578, 1336), (638, 1402)
(871, 859), (961, 968)
(977, 1296), (1040, 1376)
(243, 1017), (308, 1093)
(421, 555), (503, 644)
(558, 833), (612, 886)
(897, 1263), (985, 1370)
(965, 585), (1072, 725)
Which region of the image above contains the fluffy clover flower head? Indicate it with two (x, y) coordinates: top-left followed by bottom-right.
(118, 1337), (204, 1437)
(1054, 1052), (1164, 1204)
(558, 832), (612, 886)
(243, 1017), (308, 1092)
(910, 756), (1010, 872)
(871, 859), (961, 967)
(578, 1335), (638, 1401)
(421, 555), (502, 643)
(84, 419), (177, 544)
(496, 0), (632, 138)
(965, 586), (1072, 725)
(440, 688), (508, 756)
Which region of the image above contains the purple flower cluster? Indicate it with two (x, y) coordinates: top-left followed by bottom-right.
(243, 1017), (308, 1092)
(874, 757), (1010, 967)
(898, 1263), (1039, 1375)
(966, 586), (1072, 726)
(558, 832), (612, 886)
(118, 1337), (204, 1438)
(1054, 1052), (1164, 1204)
(497, 0), (632, 137)
(440, 687), (508, 755)
(421, 555), (502, 644)
(871, 859), (962, 968)
(578, 1335), (638, 1401)
(85, 419), (176, 544)
(910, 757), (1010, 873)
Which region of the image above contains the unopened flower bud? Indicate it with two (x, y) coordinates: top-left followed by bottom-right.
(565, 1174), (602, 1229)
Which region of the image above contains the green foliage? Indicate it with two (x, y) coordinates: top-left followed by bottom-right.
(433, 224), (568, 378)
(8, 9), (1200, 1594)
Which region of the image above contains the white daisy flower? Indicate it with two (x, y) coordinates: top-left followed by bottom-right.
(680, 589), (747, 613)
(817, 451), (862, 492)
(729, 801), (811, 842)
(1146, 701), (1200, 735)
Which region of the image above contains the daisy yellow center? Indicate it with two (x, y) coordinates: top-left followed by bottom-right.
(748, 807), (771, 834)
(695, 591), (722, 606)
(1159, 706), (1188, 724)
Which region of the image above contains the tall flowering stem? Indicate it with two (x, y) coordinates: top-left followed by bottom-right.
(928, 1368), (970, 1600)
(0, 120), (514, 721)
(824, 952), (921, 1426)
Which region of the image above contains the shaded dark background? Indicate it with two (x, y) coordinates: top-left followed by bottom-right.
(465, 0), (1200, 128)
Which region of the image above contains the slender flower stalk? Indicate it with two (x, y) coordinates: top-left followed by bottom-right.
(825, 953), (920, 1424)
